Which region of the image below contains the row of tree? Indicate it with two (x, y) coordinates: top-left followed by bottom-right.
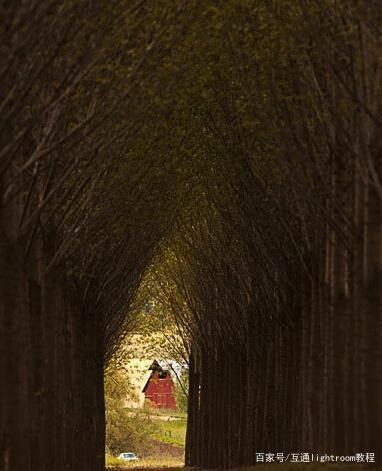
(2, 1), (381, 469)
(149, 1), (382, 467)
(0, 1), (197, 470)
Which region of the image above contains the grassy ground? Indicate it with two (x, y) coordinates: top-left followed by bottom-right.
(147, 409), (187, 420)
(106, 410), (186, 467)
(106, 454), (183, 468)
(149, 417), (186, 447)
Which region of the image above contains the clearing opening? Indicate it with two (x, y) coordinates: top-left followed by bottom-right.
(104, 255), (189, 469)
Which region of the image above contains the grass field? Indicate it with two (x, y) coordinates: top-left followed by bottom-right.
(149, 417), (186, 447)
(147, 409), (187, 420)
(105, 454), (183, 468)
(106, 410), (186, 467)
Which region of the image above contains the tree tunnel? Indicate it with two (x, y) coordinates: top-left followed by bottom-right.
(1, 1), (382, 470)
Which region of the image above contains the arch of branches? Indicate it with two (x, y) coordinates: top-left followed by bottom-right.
(1, 1), (381, 470)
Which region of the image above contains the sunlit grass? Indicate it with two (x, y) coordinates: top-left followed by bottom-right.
(147, 408), (187, 420)
(105, 454), (122, 466)
(105, 454), (183, 469)
(150, 418), (186, 447)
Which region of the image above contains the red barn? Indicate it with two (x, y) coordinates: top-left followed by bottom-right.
(142, 360), (177, 409)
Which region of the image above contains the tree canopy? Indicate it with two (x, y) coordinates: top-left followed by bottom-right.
(1, 1), (381, 469)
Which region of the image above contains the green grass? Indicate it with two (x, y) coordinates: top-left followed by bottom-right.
(146, 408), (187, 420)
(149, 417), (186, 447)
(105, 453), (126, 467)
(105, 455), (183, 469)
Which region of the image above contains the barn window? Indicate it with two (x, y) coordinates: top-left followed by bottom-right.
(158, 370), (168, 379)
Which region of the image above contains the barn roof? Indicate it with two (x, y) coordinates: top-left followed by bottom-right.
(142, 359), (174, 393)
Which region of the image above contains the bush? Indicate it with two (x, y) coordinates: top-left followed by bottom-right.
(105, 369), (157, 456)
